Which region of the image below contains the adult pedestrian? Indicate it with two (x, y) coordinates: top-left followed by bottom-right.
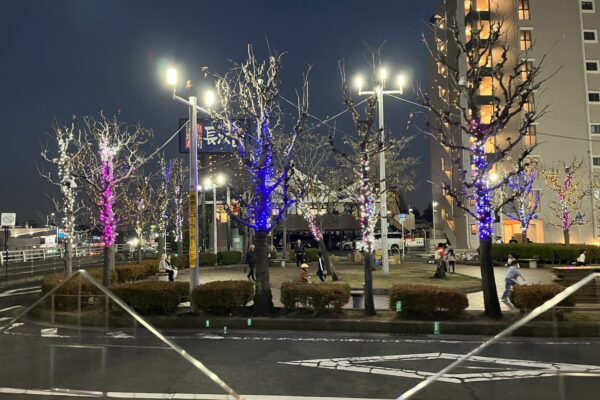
(501, 259), (526, 303)
(447, 249), (456, 273)
(294, 239), (305, 268)
(434, 243), (446, 279)
(509, 236), (518, 244)
(165, 254), (176, 281)
(316, 251), (327, 282)
(298, 263), (310, 283)
(575, 249), (586, 266)
(245, 244), (256, 281)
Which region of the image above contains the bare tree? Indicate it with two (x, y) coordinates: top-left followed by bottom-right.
(504, 166), (540, 243)
(40, 122), (84, 276)
(122, 176), (153, 264)
(169, 158), (188, 256)
(74, 113), (153, 286)
(416, 10), (553, 317)
(210, 46), (309, 313)
(543, 159), (593, 244)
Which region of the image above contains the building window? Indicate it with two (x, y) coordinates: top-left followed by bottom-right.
(584, 30), (598, 42)
(464, 0), (471, 15)
(591, 124), (600, 134)
(479, 76), (493, 96)
(470, 224), (478, 235)
(586, 60), (600, 72)
(524, 125), (537, 147)
(475, 0), (489, 12)
(589, 92), (600, 102)
(518, 0), (531, 20)
(520, 30), (533, 50)
(581, 1), (595, 12)
(521, 60), (534, 81)
(524, 93), (536, 113)
(437, 62), (447, 76)
(593, 156), (600, 167)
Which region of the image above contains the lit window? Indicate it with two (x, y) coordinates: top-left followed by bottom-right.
(586, 61), (599, 72)
(584, 30), (597, 42)
(591, 124), (600, 134)
(521, 60), (534, 81)
(518, 0), (531, 20)
(465, 0), (472, 14)
(581, 1), (595, 12)
(520, 30), (533, 50)
(485, 137), (496, 154)
(437, 62), (447, 76)
(480, 104), (494, 123)
(524, 94), (536, 113)
(470, 224), (478, 235)
(479, 76), (493, 96)
(438, 86), (447, 99)
(524, 125), (537, 147)
(475, 0), (489, 11)
(589, 92), (600, 102)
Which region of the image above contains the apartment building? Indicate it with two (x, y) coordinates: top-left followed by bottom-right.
(430, 0), (600, 248)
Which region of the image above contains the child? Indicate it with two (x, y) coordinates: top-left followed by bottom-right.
(299, 263), (311, 283)
(447, 249), (456, 273)
(501, 259), (526, 303)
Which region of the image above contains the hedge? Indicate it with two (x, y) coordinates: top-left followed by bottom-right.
(288, 248), (320, 262)
(191, 280), (254, 315)
(281, 282), (351, 313)
(492, 244), (600, 264)
(199, 252), (218, 266)
(510, 284), (574, 313)
(172, 254), (189, 269)
(218, 251), (243, 265)
(111, 281), (187, 315)
(41, 273), (109, 311)
(389, 284), (468, 317)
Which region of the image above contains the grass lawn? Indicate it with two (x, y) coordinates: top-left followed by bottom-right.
(334, 264), (482, 292)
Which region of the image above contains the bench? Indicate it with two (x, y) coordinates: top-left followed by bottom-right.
(156, 272), (169, 282)
(269, 258), (287, 267)
(350, 290), (364, 309)
(520, 258), (538, 269)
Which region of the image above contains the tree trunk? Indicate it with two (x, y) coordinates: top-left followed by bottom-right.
(521, 232), (527, 244)
(158, 234), (166, 258)
(137, 243), (143, 264)
(253, 231), (274, 314)
(177, 240), (183, 256)
(479, 238), (501, 318)
(103, 245), (115, 287)
(563, 230), (570, 245)
(64, 240), (73, 277)
(282, 220), (288, 260)
(318, 239), (338, 281)
(363, 251), (376, 316)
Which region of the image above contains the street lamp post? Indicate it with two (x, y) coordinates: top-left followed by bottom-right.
(203, 174), (226, 255)
(432, 201), (438, 249)
(354, 68), (405, 275)
(167, 68), (212, 289)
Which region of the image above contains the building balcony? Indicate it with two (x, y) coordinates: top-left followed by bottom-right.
(465, 10), (491, 23)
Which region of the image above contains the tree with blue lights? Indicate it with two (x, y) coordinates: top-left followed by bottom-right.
(419, 14), (552, 317)
(211, 46), (309, 313)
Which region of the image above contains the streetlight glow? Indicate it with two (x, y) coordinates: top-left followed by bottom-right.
(354, 76), (364, 90)
(489, 172), (499, 183)
(378, 67), (388, 81)
(397, 74), (406, 89)
(216, 174), (226, 186)
(432, 201), (439, 207)
(167, 68), (178, 86)
(204, 90), (215, 107)
(203, 177), (212, 188)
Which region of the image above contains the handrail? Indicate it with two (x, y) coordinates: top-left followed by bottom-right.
(398, 272), (600, 400)
(0, 269), (243, 400)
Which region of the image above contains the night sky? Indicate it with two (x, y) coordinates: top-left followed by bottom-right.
(0, 0), (438, 224)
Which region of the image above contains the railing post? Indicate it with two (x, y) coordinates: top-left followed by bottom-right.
(77, 279), (82, 328)
(51, 294), (55, 325)
(22, 250), (27, 262)
(0, 252), (3, 266)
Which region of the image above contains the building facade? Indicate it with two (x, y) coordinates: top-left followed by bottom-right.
(431, 0), (600, 248)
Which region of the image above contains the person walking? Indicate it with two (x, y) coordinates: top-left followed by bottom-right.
(245, 244), (256, 281)
(316, 251), (327, 282)
(298, 263), (310, 283)
(447, 249), (456, 273)
(433, 243), (446, 279)
(501, 259), (526, 303)
(294, 239), (305, 268)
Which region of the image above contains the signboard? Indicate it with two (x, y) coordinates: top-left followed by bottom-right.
(189, 192), (197, 269)
(1, 213), (16, 227)
(178, 118), (235, 154)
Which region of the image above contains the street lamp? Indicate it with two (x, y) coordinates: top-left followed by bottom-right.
(166, 67), (212, 289)
(204, 174), (227, 255)
(354, 68), (406, 275)
(432, 201), (439, 247)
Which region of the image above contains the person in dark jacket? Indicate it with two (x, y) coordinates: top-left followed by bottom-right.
(316, 251), (327, 282)
(294, 239), (305, 268)
(245, 245), (256, 281)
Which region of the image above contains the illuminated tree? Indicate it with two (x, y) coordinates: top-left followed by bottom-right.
(123, 176), (152, 264)
(211, 46), (309, 313)
(40, 122), (84, 276)
(75, 114), (152, 286)
(169, 158), (188, 255)
(417, 13), (552, 317)
(151, 157), (170, 259)
(543, 159), (592, 244)
(505, 167), (540, 243)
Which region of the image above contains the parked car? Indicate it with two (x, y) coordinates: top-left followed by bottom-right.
(354, 232), (426, 252)
(340, 237), (361, 250)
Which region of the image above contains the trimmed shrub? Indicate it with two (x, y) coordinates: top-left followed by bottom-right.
(86, 268), (118, 284)
(198, 252), (217, 266)
(41, 274), (105, 311)
(389, 284), (468, 317)
(173, 281), (191, 303)
(111, 281), (185, 315)
(510, 284), (574, 313)
(115, 264), (148, 282)
(281, 282), (351, 313)
(172, 254), (189, 269)
(218, 250), (243, 265)
(192, 280), (254, 314)
(492, 244), (600, 265)
(288, 248), (320, 262)
(141, 259), (159, 275)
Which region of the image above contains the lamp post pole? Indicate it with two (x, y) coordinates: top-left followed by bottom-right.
(212, 183), (218, 255)
(432, 201), (438, 249)
(355, 69), (405, 275)
(226, 185), (231, 251)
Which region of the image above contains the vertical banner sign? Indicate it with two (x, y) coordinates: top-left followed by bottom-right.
(189, 191), (197, 269)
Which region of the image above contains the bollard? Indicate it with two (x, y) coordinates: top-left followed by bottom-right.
(433, 321), (440, 335)
(223, 326), (227, 335)
(247, 318), (252, 327)
(395, 301), (402, 312)
(205, 320), (210, 328)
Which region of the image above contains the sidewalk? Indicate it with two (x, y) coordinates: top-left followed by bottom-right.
(176, 261), (555, 311)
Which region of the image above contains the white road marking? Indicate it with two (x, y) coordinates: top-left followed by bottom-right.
(0, 388), (388, 399)
(280, 352), (600, 383)
(104, 331), (134, 339)
(0, 287), (41, 297)
(0, 305), (21, 313)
